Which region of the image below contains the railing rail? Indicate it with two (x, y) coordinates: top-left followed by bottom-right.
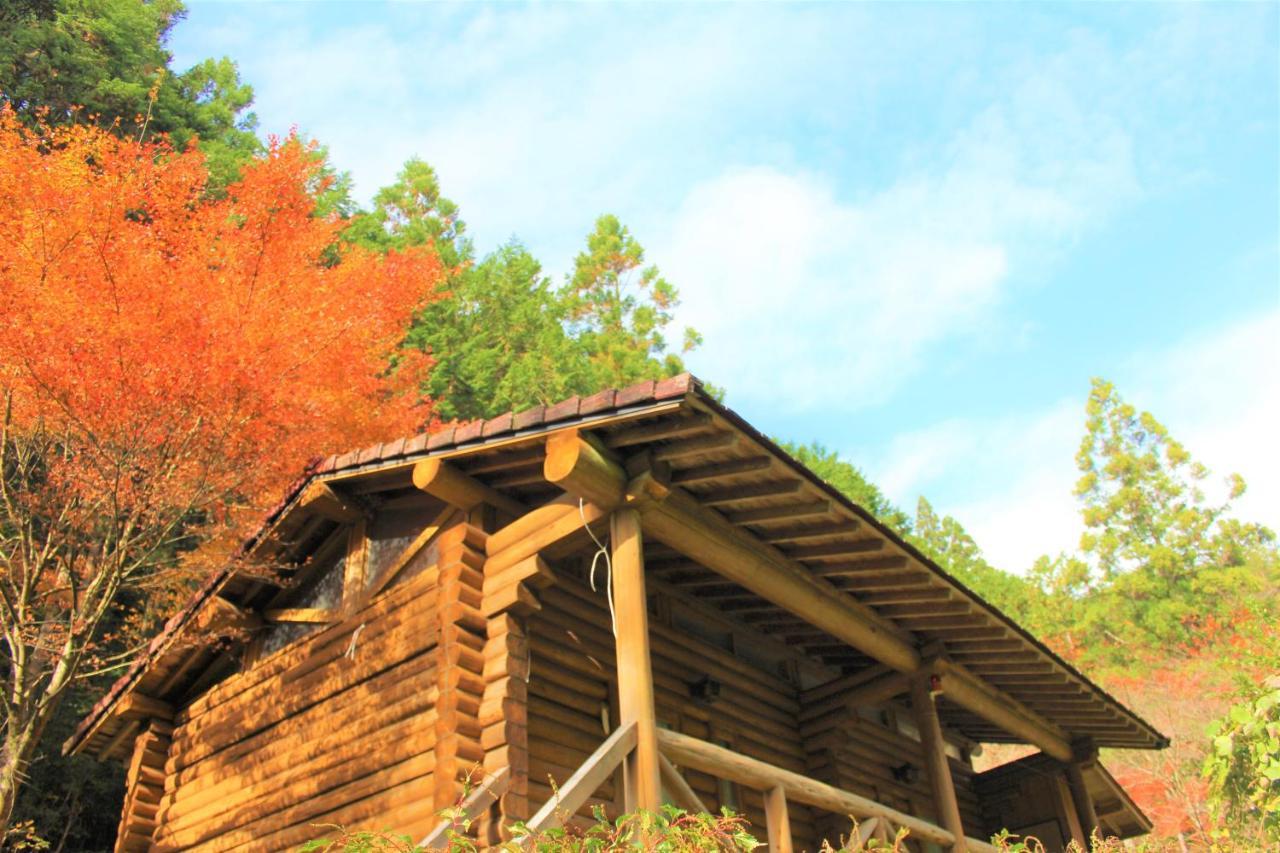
(419, 766), (511, 849)
(516, 724), (997, 852)
(656, 728), (998, 853)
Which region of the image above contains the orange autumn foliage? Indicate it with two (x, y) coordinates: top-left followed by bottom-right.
(0, 109), (442, 525)
(0, 109), (444, 825)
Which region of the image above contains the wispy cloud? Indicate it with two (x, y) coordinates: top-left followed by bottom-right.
(869, 309), (1280, 572)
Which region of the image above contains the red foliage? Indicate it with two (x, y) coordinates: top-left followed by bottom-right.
(0, 109), (444, 533)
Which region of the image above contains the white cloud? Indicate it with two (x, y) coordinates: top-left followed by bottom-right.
(661, 62), (1141, 410)
(867, 309), (1280, 572)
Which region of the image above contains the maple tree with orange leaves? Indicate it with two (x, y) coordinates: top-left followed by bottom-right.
(0, 109), (444, 827)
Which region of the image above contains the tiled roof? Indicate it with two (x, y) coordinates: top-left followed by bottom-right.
(67, 374), (697, 753)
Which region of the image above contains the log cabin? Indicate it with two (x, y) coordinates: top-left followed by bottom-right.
(65, 374), (1165, 852)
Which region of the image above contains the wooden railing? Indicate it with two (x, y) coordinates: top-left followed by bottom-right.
(513, 724), (997, 852)
(657, 728), (998, 852)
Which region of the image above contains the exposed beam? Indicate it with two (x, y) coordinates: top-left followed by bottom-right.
(643, 489), (919, 674)
(652, 432), (738, 461)
(299, 481), (365, 523)
(699, 480), (803, 506)
(544, 430), (627, 509)
(784, 539), (885, 560)
(541, 430), (1086, 766)
(670, 456), (772, 485)
(413, 457), (525, 517)
(604, 413), (711, 448)
(725, 500), (832, 525)
(933, 659), (1072, 762)
(263, 608), (337, 624)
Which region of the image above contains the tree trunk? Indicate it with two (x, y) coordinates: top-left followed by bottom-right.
(0, 722), (40, 834)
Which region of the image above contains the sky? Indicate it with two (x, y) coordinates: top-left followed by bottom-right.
(171, 1), (1279, 573)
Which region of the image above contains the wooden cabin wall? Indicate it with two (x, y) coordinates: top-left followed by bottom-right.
(525, 571), (822, 850)
(803, 706), (984, 846)
(526, 567), (992, 850)
(149, 543), (444, 852)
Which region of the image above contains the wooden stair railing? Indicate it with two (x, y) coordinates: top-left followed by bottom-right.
(656, 728), (999, 853)
(519, 721), (639, 840)
(419, 766), (512, 849)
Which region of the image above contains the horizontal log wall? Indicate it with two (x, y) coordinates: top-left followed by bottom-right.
(150, 562), (443, 852)
(803, 703), (984, 843)
(525, 572), (820, 849)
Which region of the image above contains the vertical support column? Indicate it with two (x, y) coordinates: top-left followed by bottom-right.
(1053, 772), (1088, 849)
(611, 508), (662, 813)
(764, 785), (794, 853)
(342, 517), (370, 614)
(911, 674), (968, 853)
(1065, 745), (1101, 848)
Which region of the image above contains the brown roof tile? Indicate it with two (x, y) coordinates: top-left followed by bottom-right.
(426, 426), (456, 451)
(512, 405), (546, 431)
(482, 412), (514, 438)
(616, 379), (656, 407)
(404, 433), (428, 455)
(545, 396), (581, 423)
(356, 443), (383, 465)
(382, 437), (407, 460)
(655, 372), (694, 400)
(453, 419), (484, 445)
(580, 389), (616, 415)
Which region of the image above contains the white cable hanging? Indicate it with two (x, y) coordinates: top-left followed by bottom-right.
(579, 498), (618, 637)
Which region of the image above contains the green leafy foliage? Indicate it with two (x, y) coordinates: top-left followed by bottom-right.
(1203, 670), (1280, 842)
(344, 157), (471, 267)
(1032, 378), (1278, 664)
(565, 214), (700, 390)
(301, 806), (761, 852)
(911, 497), (1040, 623)
(0, 0), (261, 188)
(345, 164), (700, 421)
(408, 240), (588, 421)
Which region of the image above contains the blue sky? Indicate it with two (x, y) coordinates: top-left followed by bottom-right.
(172, 2), (1278, 571)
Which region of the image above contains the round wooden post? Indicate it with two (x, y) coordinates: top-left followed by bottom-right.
(1065, 758), (1100, 847)
(911, 674), (968, 852)
(611, 508), (661, 813)
(765, 785), (794, 853)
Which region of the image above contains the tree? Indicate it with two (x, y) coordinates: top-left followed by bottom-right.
(565, 214), (701, 389)
(911, 497), (1037, 622)
(346, 164), (706, 420)
(1071, 379), (1275, 650)
(0, 112), (444, 829)
(407, 241), (591, 421)
(0, 0), (260, 187)
(345, 157), (470, 267)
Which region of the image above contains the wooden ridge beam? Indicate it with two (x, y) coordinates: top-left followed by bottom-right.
(643, 489), (919, 674)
